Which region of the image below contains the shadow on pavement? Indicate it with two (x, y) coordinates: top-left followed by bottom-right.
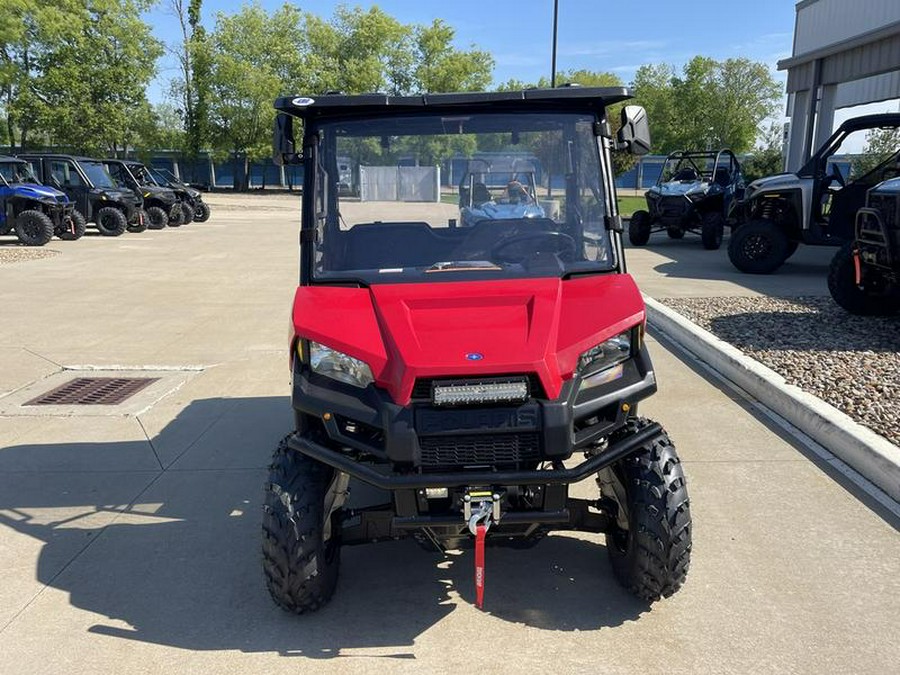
(0, 396), (648, 658)
(635, 236), (836, 297)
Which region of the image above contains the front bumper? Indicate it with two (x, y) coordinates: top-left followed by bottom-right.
(288, 420), (661, 489)
(290, 344), (657, 487)
(650, 195), (695, 226)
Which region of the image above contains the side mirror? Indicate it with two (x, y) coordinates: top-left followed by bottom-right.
(616, 105), (651, 156)
(273, 113), (301, 166)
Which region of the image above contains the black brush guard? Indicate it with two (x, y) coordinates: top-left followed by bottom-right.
(287, 420), (660, 489)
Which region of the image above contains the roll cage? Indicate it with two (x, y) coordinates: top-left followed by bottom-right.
(658, 150), (740, 186)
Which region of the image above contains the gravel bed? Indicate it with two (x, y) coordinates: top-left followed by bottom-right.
(0, 247), (61, 265)
(658, 296), (900, 447)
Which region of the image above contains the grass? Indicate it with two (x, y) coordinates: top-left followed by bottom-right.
(616, 196), (646, 217)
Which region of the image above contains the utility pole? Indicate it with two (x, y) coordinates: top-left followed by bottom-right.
(551, 0), (559, 87)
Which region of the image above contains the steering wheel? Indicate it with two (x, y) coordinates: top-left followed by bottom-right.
(490, 231), (577, 263)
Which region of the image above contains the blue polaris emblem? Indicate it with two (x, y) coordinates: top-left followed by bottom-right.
(465, 353), (484, 361)
(291, 97), (315, 107)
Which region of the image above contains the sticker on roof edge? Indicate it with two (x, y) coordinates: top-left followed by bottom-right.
(291, 97), (315, 107)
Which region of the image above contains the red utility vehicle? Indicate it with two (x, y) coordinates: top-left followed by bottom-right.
(265, 88), (692, 613)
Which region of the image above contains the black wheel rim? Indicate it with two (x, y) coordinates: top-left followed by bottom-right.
(23, 219), (41, 239)
(742, 233), (771, 260)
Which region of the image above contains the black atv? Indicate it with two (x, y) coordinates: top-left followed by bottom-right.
(828, 176), (900, 315)
(18, 154), (142, 236)
(629, 150), (744, 250)
(147, 167), (210, 223)
(102, 159), (183, 230)
(0, 155), (80, 245)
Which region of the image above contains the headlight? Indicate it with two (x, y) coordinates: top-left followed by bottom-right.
(577, 331), (632, 377)
(309, 341), (374, 388)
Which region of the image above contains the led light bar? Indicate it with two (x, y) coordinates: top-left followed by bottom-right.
(433, 380), (529, 406)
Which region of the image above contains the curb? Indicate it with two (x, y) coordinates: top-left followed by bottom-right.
(644, 296), (900, 502)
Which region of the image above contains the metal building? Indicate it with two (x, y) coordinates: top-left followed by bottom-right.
(779, 0), (900, 170)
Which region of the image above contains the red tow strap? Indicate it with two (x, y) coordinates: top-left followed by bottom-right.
(474, 523), (486, 609)
(853, 248), (862, 285)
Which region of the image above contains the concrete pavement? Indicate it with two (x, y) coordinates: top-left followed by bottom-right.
(0, 193), (897, 674)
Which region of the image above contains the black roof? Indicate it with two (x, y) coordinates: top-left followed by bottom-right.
(0, 154), (26, 163)
(275, 86), (633, 120)
(835, 113), (900, 134)
(17, 152), (102, 163)
(102, 158), (143, 167)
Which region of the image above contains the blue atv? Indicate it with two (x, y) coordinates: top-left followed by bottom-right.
(459, 160), (546, 227)
(0, 155), (81, 246)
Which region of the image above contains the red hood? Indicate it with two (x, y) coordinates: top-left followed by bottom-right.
(292, 275), (645, 404)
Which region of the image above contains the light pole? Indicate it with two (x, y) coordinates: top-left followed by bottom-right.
(551, 0), (559, 87)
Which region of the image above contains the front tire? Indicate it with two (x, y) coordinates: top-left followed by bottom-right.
(628, 210), (652, 246)
(828, 242), (900, 315)
(727, 219), (789, 274)
(167, 203), (184, 227)
(262, 436), (342, 614)
(127, 209), (148, 233)
(57, 210), (86, 241)
(95, 207), (127, 236)
(145, 206), (168, 230)
(194, 201), (211, 222)
(14, 210), (54, 246)
(700, 211), (725, 250)
(599, 418), (691, 601)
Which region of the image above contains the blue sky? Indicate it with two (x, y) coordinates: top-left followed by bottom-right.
(146, 0), (798, 104)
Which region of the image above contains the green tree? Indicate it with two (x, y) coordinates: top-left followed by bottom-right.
(412, 19), (493, 93)
(743, 122), (785, 181)
(497, 69), (635, 175)
(0, 0), (162, 154)
(633, 56), (781, 154)
(207, 2), (307, 189)
(0, 0), (78, 149)
(166, 0), (211, 177)
(206, 2), (494, 189)
(631, 64), (678, 151)
(851, 127), (900, 179)
(302, 6), (412, 95)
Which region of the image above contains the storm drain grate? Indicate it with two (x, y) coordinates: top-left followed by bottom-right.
(24, 377), (160, 406)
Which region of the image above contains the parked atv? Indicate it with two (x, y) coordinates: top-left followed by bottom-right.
(0, 155), (80, 245)
(828, 177), (900, 315)
(102, 159), (182, 230)
(729, 113), (900, 274)
(19, 154), (142, 236)
(629, 150), (743, 250)
(264, 89), (691, 614)
(147, 167), (210, 223)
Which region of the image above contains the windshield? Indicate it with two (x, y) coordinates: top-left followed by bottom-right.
(81, 161), (117, 189)
(128, 164), (156, 186)
(310, 111), (614, 284)
(0, 161), (40, 185)
(151, 168), (180, 186)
